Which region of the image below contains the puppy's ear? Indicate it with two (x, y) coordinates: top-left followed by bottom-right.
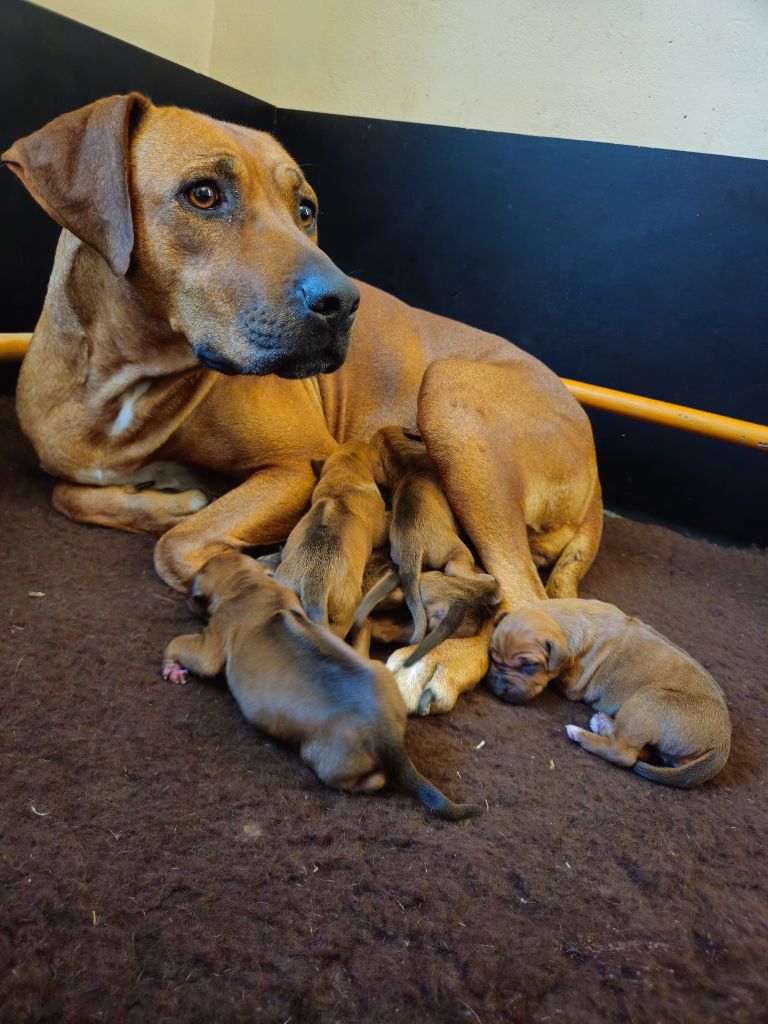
(2, 92), (150, 275)
(186, 577), (209, 620)
(546, 636), (569, 675)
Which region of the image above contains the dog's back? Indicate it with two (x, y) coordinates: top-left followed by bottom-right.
(275, 441), (387, 634)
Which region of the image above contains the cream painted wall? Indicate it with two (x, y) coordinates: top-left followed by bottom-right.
(34, 0), (216, 73)
(32, 0), (768, 160)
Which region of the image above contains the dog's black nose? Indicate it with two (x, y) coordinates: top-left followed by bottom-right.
(299, 272), (360, 332)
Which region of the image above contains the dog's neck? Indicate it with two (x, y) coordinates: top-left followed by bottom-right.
(17, 231), (216, 476)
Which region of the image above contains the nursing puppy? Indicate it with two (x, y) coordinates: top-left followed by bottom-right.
(356, 569), (502, 672)
(488, 599), (731, 788)
(274, 440), (387, 639)
(163, 553), (482, 819)
(371, 426), (488, 644)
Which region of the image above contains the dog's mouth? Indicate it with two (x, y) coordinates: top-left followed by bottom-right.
(194, 320), (353, 379)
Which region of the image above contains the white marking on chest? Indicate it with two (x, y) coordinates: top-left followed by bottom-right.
(111, 380), (151, 436)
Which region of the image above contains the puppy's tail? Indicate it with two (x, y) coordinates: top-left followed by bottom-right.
(381, 743), (483, 820)
(354, 571), (401, 627)
(398, 552), (428, 644)
(402, 601), (467, 667)
(632, 740), (730, 788)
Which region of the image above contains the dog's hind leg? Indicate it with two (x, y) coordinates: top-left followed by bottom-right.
(53, 481), (209, 536)
(546, 484), (603, 598)
(565, 721), (644, 768)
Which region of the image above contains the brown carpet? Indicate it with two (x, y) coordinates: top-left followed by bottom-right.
(1, 394), (766, 1024)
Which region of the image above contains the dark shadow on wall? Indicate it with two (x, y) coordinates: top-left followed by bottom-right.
(1, 1), (765, 544)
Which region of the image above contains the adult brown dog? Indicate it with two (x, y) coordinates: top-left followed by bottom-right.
(487, 600), (731, 787)
(4, 92), (602, 714)
(163, 552), (482, 818)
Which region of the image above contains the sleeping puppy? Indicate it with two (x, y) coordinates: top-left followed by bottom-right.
(274, 440), (387, 640)
(356, 568), (501, 675)
(370, 425), (488, 643)
(488, 599), (731, 787)
(163, 553), (482, 819)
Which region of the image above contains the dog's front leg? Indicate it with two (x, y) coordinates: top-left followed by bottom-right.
(153, 462), (317, 591)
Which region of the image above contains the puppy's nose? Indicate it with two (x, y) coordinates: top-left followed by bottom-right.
(298, 272), (360, 331)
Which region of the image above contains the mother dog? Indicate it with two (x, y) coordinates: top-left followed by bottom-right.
(3, 93), (601, 714)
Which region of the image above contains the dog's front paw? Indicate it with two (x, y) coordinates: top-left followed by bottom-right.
(386, 645), (427, 712)
(387, 636), (489, 716)
(162, 660), (190, 685)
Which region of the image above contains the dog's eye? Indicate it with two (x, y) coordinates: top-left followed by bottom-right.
(520, 663), (540, 676)
(185, 182), (222, 210)
(298, 198), (316, 228)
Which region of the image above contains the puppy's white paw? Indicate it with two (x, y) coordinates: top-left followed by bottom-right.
(590, 712), (614, 736)
(566, 724), (588, 743)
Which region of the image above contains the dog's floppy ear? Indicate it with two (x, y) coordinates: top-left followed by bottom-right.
(2, 92), (150, 276)
(546, 636), (569, 675)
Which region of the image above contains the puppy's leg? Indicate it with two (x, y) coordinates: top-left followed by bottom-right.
(154, 461), (316, 590)
(545, 486), (603, 598)
(162, 628), (225, 683)
(53, 482), (208, 536)
(565, 722), (644, 768)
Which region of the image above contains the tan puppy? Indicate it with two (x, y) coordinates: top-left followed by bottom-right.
(5, 94), (601, 713)
(163, 553), (482, 819)
(274, 440), (386, 639)
(487, 599), (731, 787)
(370, 426), (491, 644)
(356, 568), (501, 691)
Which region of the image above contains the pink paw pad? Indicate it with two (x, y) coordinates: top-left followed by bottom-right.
(162, 661), (190, 685)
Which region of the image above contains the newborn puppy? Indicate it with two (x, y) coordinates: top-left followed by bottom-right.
(275, 440), (387, 640)
(356, 568), (501, 674)
(488, 599), (731, 788)
(163, 553), (482, 819)
(371, 425), (486, 643)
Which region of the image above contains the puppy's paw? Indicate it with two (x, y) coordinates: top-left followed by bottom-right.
(565, 724), (589, 743)
(590, 712), (614, 736)
(162, 661), (190, 685)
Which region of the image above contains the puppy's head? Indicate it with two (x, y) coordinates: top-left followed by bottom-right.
(188, 551), (265, 617)
(487, 606), (570, 704)
(3, 95), (359, 379)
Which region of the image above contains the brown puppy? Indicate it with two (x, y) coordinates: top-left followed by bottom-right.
(5, 94), (601, 713)
(163, 553), (482, 819)
(488, 600), (731, 787)
(274, 440), (387, 639)
(356, 568), (501, 680)
(370, 426), (491, 645)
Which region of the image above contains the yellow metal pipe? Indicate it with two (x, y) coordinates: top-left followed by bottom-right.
(0, 333), (32, 360)
(562, 378), (768, 451)
(1, 333), (765, 450)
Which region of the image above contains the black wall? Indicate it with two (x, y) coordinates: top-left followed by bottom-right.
(2, 0), (766, 544)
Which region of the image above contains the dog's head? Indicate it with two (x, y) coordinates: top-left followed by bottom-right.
(2, 94), (359, 379)
(188, 550), (266, 616)
(487, 606), (570, 704)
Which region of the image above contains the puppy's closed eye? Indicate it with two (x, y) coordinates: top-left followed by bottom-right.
(520, 662), (540, 676)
